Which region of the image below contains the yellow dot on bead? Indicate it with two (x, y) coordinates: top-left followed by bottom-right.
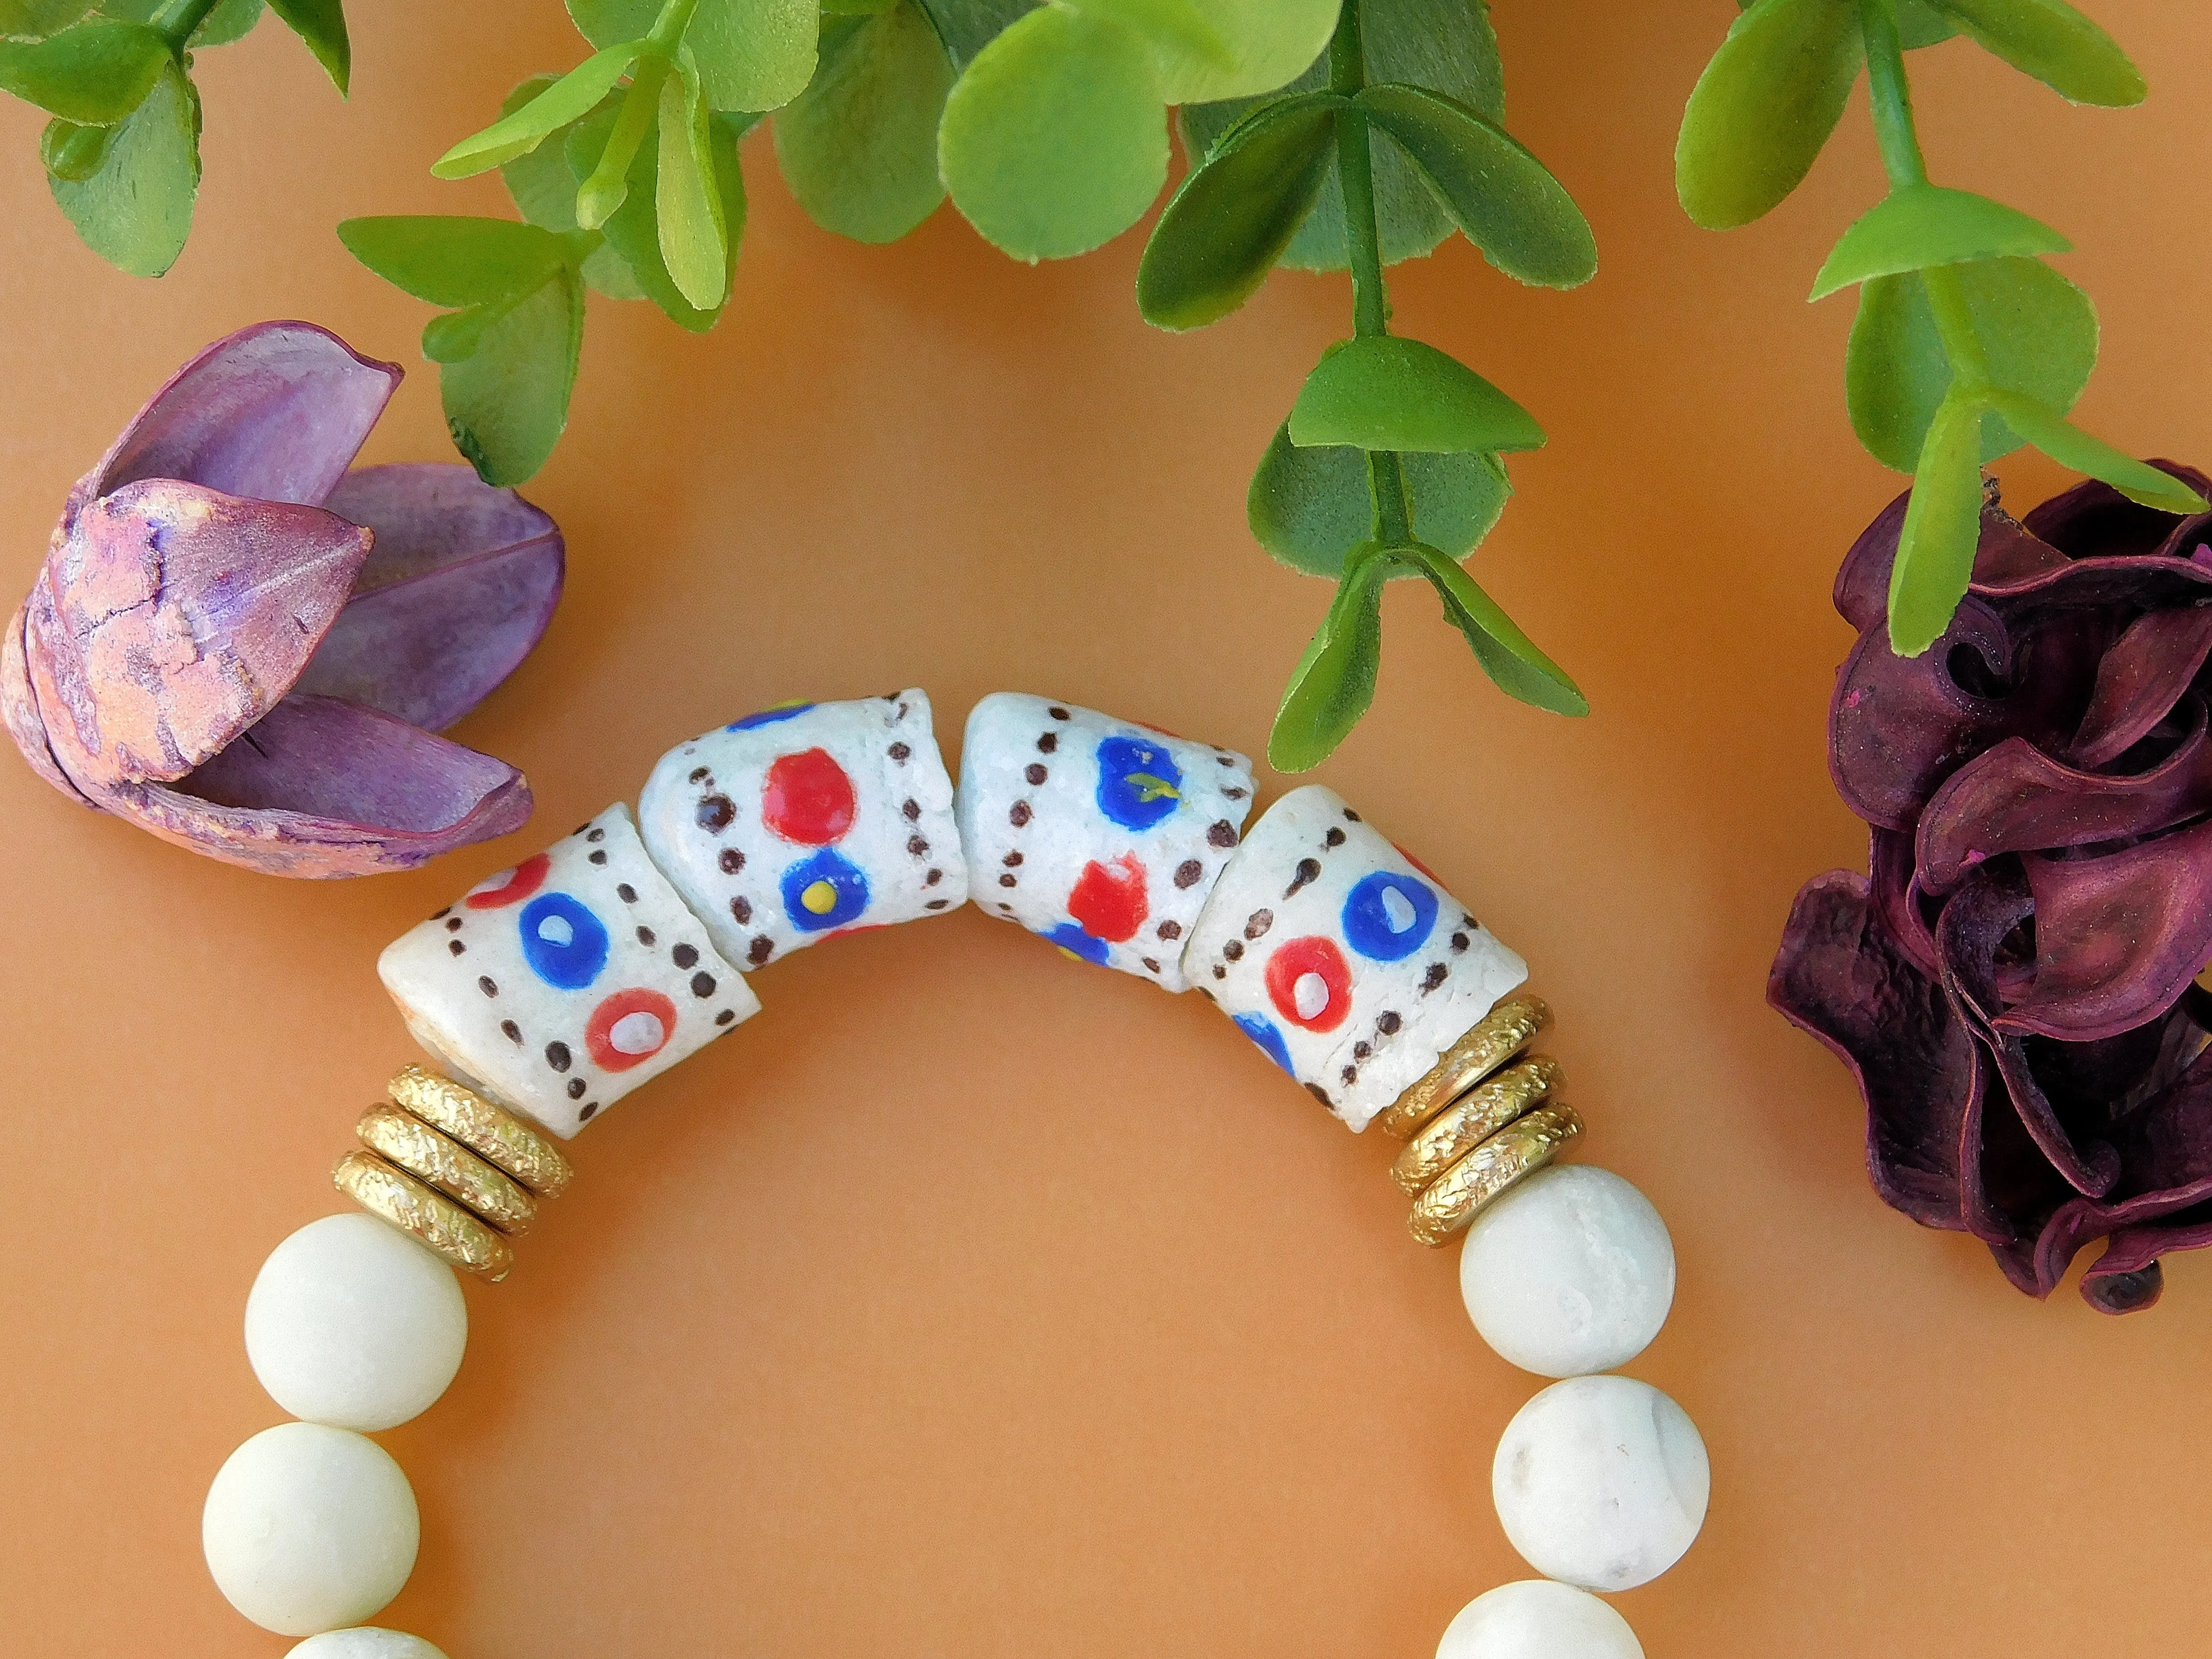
(802, 879), (839, 915)
(1056, 947), (1085, 963)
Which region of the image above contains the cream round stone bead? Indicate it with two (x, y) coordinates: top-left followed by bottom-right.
(1458, 1166), (1674, 1377)
(1437, 1580), (1644, 1659)
(203, 1422), (420, 1636)
(246, 1214), (469, 1431)
(288, 1632), (449, 1659)
(1491, 1375), (1708, 1592)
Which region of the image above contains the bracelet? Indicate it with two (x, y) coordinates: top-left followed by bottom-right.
(198, 692), (1703, 1659)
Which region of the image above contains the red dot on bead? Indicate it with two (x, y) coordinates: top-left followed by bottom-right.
(1067, 854), (1149, 943)
(464, 852), (551, 909)
(761, 748), (857, 845)
(585, 987), (679, 1072)
(1265, 935), (1352, 1033)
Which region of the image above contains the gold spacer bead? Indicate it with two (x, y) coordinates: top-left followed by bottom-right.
(333, 1149), (515, 1281)
(356, 1104), (538, 1236)
(387, 1064), (573, 1197)
(1375, 995), (1551, 1141)
(1406, 1102), (1582, 1249)
(1391, 1056), (1563, 1196)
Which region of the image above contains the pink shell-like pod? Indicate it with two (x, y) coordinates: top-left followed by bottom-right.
(3, 320), (563, 877)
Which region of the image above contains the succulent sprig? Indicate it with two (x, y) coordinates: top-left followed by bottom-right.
(1678, 0), (2206, 656)
(0, 0), (349, 274)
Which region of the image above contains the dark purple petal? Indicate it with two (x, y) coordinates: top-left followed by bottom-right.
(23, 479), (370, 793)
(2070, 605), (2212, 767)
(89, 320), (400, 509)
(2020, 461), (2212, 559)
(96, 693), (534, 877)
(292, 464), (565, 733)
(1869, 828), (1941, 978)
(2081, 1259), (2164, 1313)
(1834, 491), (2068, 631)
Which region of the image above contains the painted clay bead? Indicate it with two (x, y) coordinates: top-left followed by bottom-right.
(287, 1631), (449, 1659)
(955, 692), (1256, 991)
(378, 804), (758, 1138)
(1459, 1165), (1675, 1378)
(1491, 1375), (1708, 1592)
(639, 690), (968, 972)
(1435, 1580), (1643, 1659)
(1183, 785), (1528, 1130)
(203, 1422), (420, 1636)
(244, 1214), (467, 1431)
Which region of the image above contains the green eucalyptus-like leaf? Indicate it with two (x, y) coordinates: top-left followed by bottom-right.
(1887, 388), (1989, 655)
(938, 4), (1165, 261)
(2, 0), (95, 39)
(656, 52), (726, 310)
(1846, 254), (2097, 470)
(1678, 0), (1862, 230)
(1735, 0), (1956, 45)
(338, 215), (571, 307)
(1928, 0), (2144, 106)
(49, 55), (194, 274)
(0, 18), (165, 122)
(772, 1), (952, 243)
(499, 74), (588, 230)
(39, 114), (116, 180)
(433, 41), (644, 179)
(441, 267), (585, 487)
(1288, 336), (1544, 455)
(1135, 92), (1337, 330)
(1136, 0), (1335, 105)
(1357, 83), (1595, 288)
(570, 0), (817, 111)
(96, 0), (261, 47)
(266, 0), (348, 93)
(569, 101), (752, 329)
(1983, 391), (2210, 514)
(1249, 425), (1509, 577)
(912, 0), (1036, 69)
(1810, 183), (2068, 300)
(1067, 0), (1229, 73)
(1269, 545), (1396, 772)
(1406, 541), (1587, 717)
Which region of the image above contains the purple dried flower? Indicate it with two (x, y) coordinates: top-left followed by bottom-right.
(1, 321), (562, 877)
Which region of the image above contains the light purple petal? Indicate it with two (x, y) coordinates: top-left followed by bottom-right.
(2070, 605), (2212, 767)
(293, 464), (565, 732)
(2, 603), (93, 806)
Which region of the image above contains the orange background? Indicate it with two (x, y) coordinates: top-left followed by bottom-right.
(2, 3), (2209, 1655)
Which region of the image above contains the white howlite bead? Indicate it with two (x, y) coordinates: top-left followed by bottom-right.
(204, 1422), (420, 1636)
(1437, 1580), (1644, 1659)
(1491, 1375), (1708, 1592)
(1458, 1166), (1675, 1378)
(288, 1631), (449, 1659)
(246, 1214), (468, 1431)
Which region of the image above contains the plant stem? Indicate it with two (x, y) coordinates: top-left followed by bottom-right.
(151, 0), (223, 50)
(1329, 0), (1414, 549)
(649, 0), (704, 52)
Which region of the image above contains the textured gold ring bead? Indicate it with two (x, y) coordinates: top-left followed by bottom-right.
(356, 1104), (538, 1236)
(1406, 1102), (1583, 1248)
(332, 1149), (516, 1281)
(1391, 1056), (1563, 1196)
(1377, 995), (1551, 1140)
(387, 1064), (573, 1196)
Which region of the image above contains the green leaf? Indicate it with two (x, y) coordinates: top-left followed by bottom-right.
(571, 0), (817, 111)
(1357, 83), (1595, 288)
(1067, 0), (1230, 73)
(1810, 183), (2068, 300)
(432, 41), (644, 180)
(938, 5), (1166, 261)
(1269, 547), (1396, 772)
(1136, 0), (1336, 105)
(49, 56), (194, 274)
(1982, 391), (2210, 515)
(1894, 0), (1959, 46)
(656, 52), (726, 310)
(266, 0), (348, 93)
(1407, 542), (1588, 716)
(1135, 93), (1336, 330)
(500, 74), (588, 231)
(1846, 254), (2097, 469)
(911, 0), (1036, 70)
(1288, 336), (1544, 455)
(569, 101), (752, 329)
(93, 0), (260, 48)
(1182, 0), (1502, 273)
(1928, 0), (2144, 106)
(1887, 389), (1989, 655)
(0, 19), (165, 122)
(580, 240), (646, 298)
(39, 114), (116, 180)
(772, 1), (952, 243)
(1, 0), (95, 39)
(1249, 425), (1509, 577)
(440, 267), (585, 487)
(1678, 0), (1862, 230)
(337, 215), (570, 307)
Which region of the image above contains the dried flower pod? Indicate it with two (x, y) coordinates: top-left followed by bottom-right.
(1, 321), (563, 876)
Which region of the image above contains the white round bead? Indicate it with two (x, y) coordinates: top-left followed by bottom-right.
(1458, 1166), (1674, 1377)
(203, 1422), (420, 1636)
(1437, 1580), (1644, 1659)
(1491, 1375), (1708, 1592)
(245, 1214), (468, 1431)
(287, 1632), (448, 1659)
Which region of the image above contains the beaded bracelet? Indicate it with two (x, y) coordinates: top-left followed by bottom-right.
(200, 692), (1704, 1659)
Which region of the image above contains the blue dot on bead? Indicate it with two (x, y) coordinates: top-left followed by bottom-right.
(1341, 871), (1438, 962)
(1044, 923), (1111, 964)
(728, 702), (815, 732)
(517, 893), (611, 989)
(1095, 735), (1183, 831)
(780, 848), (869, 932)
(1233, 1012), (1296, 1074)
